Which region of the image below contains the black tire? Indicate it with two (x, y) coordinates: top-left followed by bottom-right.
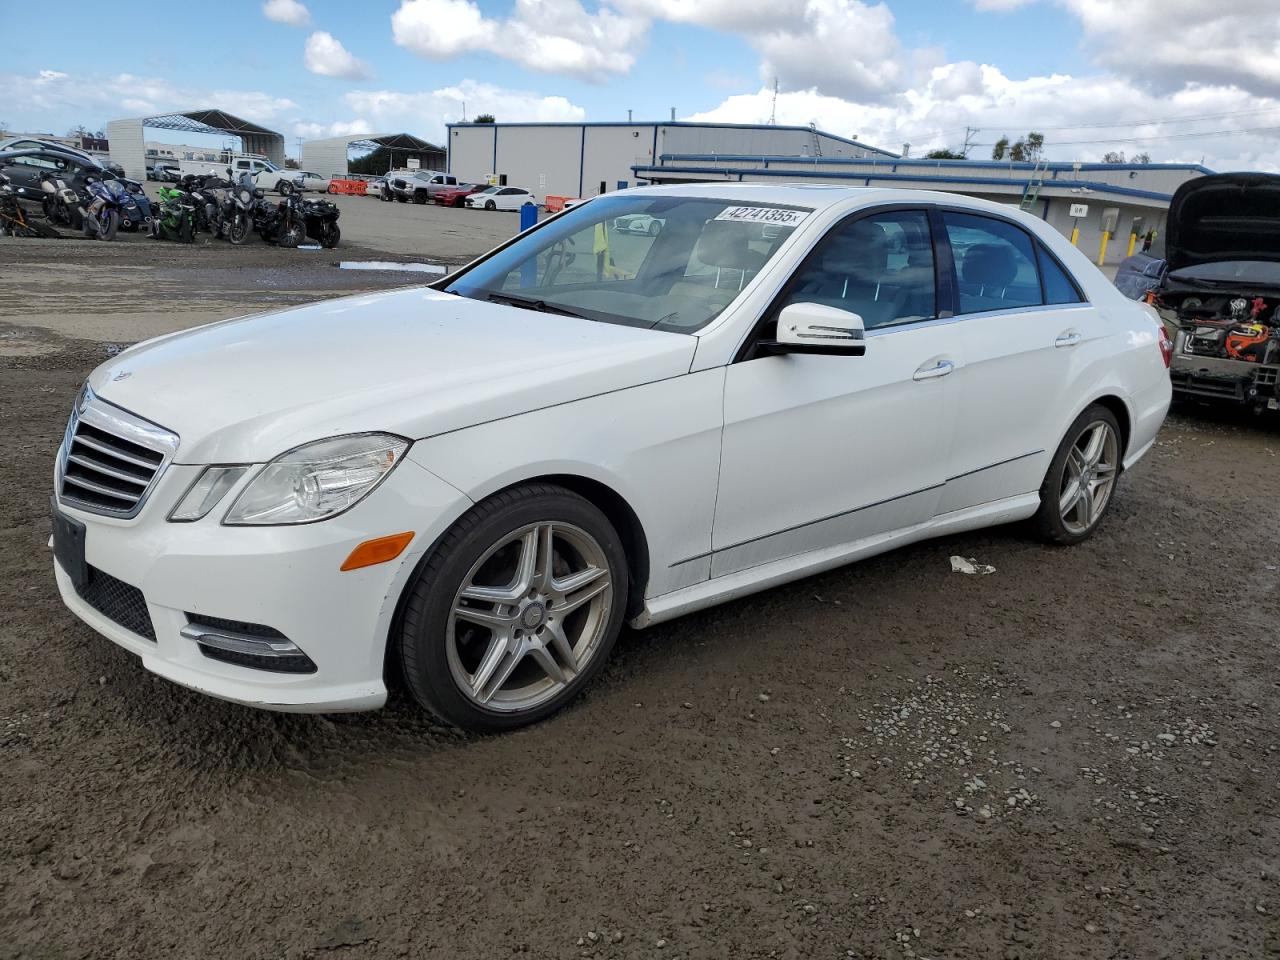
(485, 199), (496, 211)
(648, 221), (660, 236)
(228, 213), (251, 245)
(278, 181), (292, 196)
(277, 221), (305, 248)
(319, 222), (340, 249)
(413, 191), (428, 204)
(98, 209), (119, 241)
(179, 218), (195, 244)
(399, 483), (630, 732)
(1033, 403), (1123, 545)
(395, 195), (407, 203)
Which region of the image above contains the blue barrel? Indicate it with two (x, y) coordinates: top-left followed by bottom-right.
(519, 201), (538, 232)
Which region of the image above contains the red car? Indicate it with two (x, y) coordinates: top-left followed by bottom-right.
(434, 184), (483, 207)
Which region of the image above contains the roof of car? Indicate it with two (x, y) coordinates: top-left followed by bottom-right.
(620, 181), (1057, 219)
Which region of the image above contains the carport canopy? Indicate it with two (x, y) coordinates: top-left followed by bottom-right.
(105, 109), (286, 180)
(300, 132), (445, 178)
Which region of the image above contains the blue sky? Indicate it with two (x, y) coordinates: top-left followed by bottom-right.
(2, 0), (1278, 170)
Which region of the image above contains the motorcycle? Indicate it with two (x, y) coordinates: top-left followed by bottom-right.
(254, 190), (307, 247)
(301, 197), (341, 248)
(225, 171), (258, 245)
(39, 170), (82, 229)
(150, 184), (197, 243)
(78, 175), (128, 241)
(0, 172), (60, 237)
(116, 181), (152, 233)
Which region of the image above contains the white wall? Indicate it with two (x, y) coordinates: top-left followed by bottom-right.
(105, 119), (146, 180)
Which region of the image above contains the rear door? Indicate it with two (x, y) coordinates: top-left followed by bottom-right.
(936, 209), (1097, 513)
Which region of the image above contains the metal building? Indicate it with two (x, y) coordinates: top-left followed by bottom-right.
(106, 109), (285, 181)
(446, 121), (897, 201)
(300, 133), (445, 178)
(633, 154), (1212, 265)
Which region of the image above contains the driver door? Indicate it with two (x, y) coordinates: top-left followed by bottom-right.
(711, 208), (962, 576)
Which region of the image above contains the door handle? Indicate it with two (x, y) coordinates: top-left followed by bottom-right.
(1055, 331), (1082, 348)
(913, 359), (955, 381)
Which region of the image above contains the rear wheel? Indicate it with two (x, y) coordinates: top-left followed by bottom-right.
(327, 184), (337, 194)
(399, 484), (628, 732)
(1033, 404), (1123, 544)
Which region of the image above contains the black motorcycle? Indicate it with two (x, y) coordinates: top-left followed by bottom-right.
(39, 170), (82, 229)
(301, 197), (340, 248)
(226, 171), (258, 245)
(254, 191), (307, 247)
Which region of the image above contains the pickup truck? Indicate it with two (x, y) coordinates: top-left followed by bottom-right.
(388, 171), (461, 204)
(178, 156), (296, 194)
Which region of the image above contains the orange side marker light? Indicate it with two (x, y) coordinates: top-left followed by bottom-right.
(341, 532), (415, 571)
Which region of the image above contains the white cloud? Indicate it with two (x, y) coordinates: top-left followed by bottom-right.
(304, 31), (372, 80)
(262, 0), (311, 26)
(687, 64), (1280, 172)
(292, 119), (374, 139)
(1060, 0), (1280, 96)
(969, 0), (1035, 10)
(391, 0), (648, 81)
(0, 70), (298, 127)
(341, 79), (585, 140)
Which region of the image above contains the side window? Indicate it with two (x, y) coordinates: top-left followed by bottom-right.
(776, 210), (936, 329)
(943, 212), (1043, 313)
(1038, 244), (1085, 304)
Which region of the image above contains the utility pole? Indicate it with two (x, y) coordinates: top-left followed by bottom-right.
(769, 78), (778, 126)
(961, 126), (977, 158)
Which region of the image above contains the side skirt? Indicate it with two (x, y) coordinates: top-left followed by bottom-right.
(631, 492), (1041, 629)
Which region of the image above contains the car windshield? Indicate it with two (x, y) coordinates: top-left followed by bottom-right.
(1168, 260), (1280, 285)
(444, 194), (809, 333)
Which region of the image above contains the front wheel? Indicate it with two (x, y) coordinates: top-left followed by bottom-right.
(228, 213), (251, 245)
(1033, 404), (1123, 545)
(399, 484), (629, 732)
(278, 182), (292, 196)
(485, 199), (496, 211)
(96, 209), (119, 241)
(319, 222), (340, 248)
(278, 220), (305, 248)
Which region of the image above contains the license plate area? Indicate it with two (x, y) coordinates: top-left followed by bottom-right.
(51, 498), (88, 590)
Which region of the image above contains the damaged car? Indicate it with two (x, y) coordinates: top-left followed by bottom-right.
(1147, 173), (1280, 409)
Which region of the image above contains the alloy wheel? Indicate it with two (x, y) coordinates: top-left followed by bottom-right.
(1058, 420), (1119, 536)
(446, 521), (613, 713)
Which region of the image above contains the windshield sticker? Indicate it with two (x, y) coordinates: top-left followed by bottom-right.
(713, 206), (810, 227)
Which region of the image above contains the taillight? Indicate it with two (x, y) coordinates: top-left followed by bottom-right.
(1157, 326), (1174, 368)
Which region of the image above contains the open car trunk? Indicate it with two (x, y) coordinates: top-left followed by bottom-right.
(1160, 174), (1280, 405)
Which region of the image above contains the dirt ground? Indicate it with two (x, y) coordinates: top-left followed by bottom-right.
(0, 234), (1278, 960)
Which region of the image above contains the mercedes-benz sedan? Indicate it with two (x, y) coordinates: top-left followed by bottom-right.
(51, 185), (1172, 731)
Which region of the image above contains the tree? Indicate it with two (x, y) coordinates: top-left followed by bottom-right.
(992, 136), (1010, 161)
(1023, 131), (1044, 162)
(1102, 150), (1126, 163)
(0, 120), (9, 136)
(473, 114), (496, 124)
(925, 148), (965, 160)
(1133, 152), (1151, 164)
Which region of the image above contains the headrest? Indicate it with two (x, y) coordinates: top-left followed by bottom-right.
(694, 222), (754, 269)
(961, 243), (1017, 287)
(821, 220), (889, 277)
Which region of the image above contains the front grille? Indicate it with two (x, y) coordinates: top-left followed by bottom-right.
(79, 566), (156, 640)
(57, 388), (179, 518)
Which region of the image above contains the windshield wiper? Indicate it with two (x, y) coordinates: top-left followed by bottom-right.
(484, 292), (595, 320)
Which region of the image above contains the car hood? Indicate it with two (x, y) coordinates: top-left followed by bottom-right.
(89, 287), (695, 464)
(1166, 173), (1280, 273)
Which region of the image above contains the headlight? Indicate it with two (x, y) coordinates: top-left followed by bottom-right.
(169, 466), (250, 522)
(223, 433), (408, 526)
(240, 189), (251, 203)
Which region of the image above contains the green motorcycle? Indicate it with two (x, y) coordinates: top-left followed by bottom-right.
(150, 185), (197, 243)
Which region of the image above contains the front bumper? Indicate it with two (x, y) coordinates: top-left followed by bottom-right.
(1170, 352), (1280, 404)
(52, 454), (471, 713)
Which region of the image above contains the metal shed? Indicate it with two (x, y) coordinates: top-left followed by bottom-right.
(299, 133), (446, 178)
(105, 109), (285, 180)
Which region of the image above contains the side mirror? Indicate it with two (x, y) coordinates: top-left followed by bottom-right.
(761, 303), (866, 357)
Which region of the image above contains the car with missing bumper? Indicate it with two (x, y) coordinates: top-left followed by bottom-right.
(51, 184), (1171, 731)
(1137, 173), (1280, 410)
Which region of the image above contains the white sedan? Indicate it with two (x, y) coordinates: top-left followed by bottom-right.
(466, 185), (536, 211)
(291, 170), (332, 193)
(50, 185), (1171, 731)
